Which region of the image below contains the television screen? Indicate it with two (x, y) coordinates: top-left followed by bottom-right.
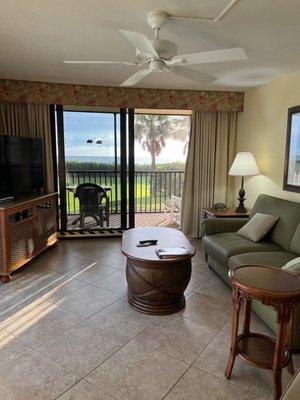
(0, 135), (44, 197)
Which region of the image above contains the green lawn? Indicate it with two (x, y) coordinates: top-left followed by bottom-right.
(66, 180), (170, 214)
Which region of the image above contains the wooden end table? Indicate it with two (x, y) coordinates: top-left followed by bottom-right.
(225, 265), (300, 400)
(202, 207), (250, 219)
(122, 227), (195, 315)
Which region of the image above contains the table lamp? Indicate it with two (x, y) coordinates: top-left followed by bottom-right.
(229, 152), (260, 213)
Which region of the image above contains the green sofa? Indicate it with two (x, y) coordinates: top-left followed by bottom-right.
(202, 194), (300, 351)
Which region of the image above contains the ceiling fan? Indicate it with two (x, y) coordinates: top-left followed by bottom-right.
(64, 10), (247, 87)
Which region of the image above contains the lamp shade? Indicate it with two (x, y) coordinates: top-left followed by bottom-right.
(228, 152), (260, 176)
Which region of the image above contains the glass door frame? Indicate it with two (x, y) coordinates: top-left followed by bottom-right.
(54, 105), (135, 233)
(128, 108), (135, 229)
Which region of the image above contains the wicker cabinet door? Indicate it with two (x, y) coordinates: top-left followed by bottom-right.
(34, 208), (56, 253)
(9, 220), (35, 266)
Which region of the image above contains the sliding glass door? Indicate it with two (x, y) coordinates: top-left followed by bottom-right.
(133, 111), (190, 228)
(54, 106), (190, 234)
(55, 106), (134, 233)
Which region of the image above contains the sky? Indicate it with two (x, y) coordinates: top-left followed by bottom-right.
(63, 112), (190, 164)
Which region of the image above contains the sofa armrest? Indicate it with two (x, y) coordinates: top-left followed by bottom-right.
(201, 218), (249, 236)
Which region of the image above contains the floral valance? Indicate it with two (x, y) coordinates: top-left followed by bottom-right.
(0, 79), (244, 112)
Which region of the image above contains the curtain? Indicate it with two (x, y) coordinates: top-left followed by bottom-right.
(0, 102), (54, 192)
(181, 110), (237, 237)
(214, 112), (237, 205)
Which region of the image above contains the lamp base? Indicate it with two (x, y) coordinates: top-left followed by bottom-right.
(235, 204), (247, 213)
(236, 178), (247, 213)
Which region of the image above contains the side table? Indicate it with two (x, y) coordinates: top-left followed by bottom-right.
(202, 207), (250, 219)
(225, 265), (300, 400)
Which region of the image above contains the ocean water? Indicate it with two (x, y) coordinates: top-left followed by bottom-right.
(65, 155), (150, 164)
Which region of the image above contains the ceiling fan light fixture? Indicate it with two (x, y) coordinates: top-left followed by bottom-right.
(148, 60), (164, 72)
(136, 39), (177, 62)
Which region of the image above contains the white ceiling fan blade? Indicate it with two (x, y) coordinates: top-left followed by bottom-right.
(119, 30), (159, 58)
(119, 69), (152, 87)
(63, 60), (138, 66)
(170, 67), (216, 85)
(171, 47), (247, 66)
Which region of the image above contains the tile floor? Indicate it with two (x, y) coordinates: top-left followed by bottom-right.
(0, 237), (299, 400)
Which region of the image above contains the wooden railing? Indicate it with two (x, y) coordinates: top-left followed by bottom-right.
(66, 169), (185, 215)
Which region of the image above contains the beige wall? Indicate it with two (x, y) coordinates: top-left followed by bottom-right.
(237, 69), (300, 207)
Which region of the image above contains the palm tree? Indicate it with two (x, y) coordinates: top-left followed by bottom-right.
(134, 115), (172, 170)
(171, 116), (191, 155)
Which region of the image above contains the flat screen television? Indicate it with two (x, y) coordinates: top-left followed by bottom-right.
(0, 135), (44, 197)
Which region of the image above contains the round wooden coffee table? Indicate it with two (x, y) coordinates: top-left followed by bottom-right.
(225, 265), (300, 400)
(122, 227), (195, 315)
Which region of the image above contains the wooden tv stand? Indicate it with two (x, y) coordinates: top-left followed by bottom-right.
(0, 193), (58, 282)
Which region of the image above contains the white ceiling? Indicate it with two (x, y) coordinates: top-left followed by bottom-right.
(1, 0), (300, 91)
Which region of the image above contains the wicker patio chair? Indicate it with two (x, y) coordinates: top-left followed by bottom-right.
(74, 183), (109, 229)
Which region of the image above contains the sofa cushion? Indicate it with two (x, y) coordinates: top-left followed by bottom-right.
(202, 232), (281, 266)
(236, 213), (279, 242)
(290, 223), (300, 255)
(229, 252), (297, 270)
(202, 217), (249, 236)
(250, 194), (300, 251)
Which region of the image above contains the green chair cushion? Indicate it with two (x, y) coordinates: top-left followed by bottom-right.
(202, 232), (281, 266)
(290, 223), (300, 256)
(251, 194), (300, 251)
(228, 251), (297, 269)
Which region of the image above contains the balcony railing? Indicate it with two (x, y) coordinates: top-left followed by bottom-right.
(66, 169), (185, 215)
